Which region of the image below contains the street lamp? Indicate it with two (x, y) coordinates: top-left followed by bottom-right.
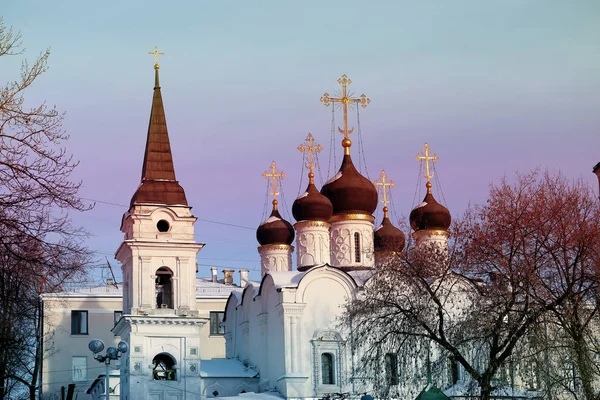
(88, 339), (129, 400)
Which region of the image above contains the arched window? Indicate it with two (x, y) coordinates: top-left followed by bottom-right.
(155, 267), (173, 309)
(354, 232), (361, 263)
(385, 353), (398, 385)
(321, 353), (335, 385)
(152, 353), (176, 381)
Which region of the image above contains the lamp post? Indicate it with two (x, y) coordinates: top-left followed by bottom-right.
(88, 339), (129, 400)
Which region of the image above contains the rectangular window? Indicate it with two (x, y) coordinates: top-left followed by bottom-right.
(210, 311), (225, 335)
(71, 310), (88, 335)
(385, 353), (398, 385)
(72, 356), (87, 382)
(321, 353), (335, 385)
(114, 310), (123, 325)
(354, 232), (361, 263)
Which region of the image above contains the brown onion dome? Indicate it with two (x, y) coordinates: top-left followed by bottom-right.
(409, 183), (451, 231)
(320, 154), (378, 215)
(256, 204), (295, 245)
(292, 182), (333, 222)
(374, 215), (406, 252)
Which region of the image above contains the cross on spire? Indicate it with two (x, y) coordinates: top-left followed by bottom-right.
(374, 170), (396, 219)
(415, 142), (439, 193)
(148, 46), (164, 70)
(297, 133), (323, 185)
(262, 161), (286, 210)
(320, 75), (370, 155)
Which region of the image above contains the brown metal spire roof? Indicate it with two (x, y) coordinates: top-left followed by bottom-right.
(130, 68), (188, 207)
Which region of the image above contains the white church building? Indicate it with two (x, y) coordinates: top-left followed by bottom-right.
(44, 55), (583, 399)
(108, 59), (453, 400)
(98, 53), (445, 399)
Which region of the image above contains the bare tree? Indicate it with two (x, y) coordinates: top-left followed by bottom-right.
(343, 170), (600, 400)
(0, 18), (91, 399)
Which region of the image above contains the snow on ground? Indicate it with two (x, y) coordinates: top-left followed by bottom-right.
(217, 391), (284, 399)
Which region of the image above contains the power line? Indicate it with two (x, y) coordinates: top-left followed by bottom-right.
(80, 197), (255, 230)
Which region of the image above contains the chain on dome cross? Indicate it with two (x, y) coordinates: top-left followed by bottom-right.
(374, 170), (396, 218)
(148, 46), (164, 69)
(262, 161), (286, 207)
(320, 75), (370, 155)
(415, 142), (439, 182)
(297, 133), (323, 185)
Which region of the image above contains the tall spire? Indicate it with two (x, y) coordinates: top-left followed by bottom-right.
(130, 48), (187, 207)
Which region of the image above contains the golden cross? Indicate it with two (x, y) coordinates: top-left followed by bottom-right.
(415, 142), (439, 191)
(320, 75), (370, 155)
(297, 133), (323, 185)
(374, 170), (396, 219)
(148, 46), (164, 70)
(262, 161), (286, 209)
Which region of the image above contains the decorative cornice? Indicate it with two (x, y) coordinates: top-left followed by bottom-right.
(294, 220), (331, 229)
(124, 315), (207, 326)
(258, 244), (294, 253)
(276, 302), (306, 316)
(329, 213), (375, 223)
(412, 229), (450, 239)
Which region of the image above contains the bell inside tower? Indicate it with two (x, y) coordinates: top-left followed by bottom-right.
(155, 267), (174, 309)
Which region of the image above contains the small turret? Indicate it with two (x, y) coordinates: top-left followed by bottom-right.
(373, 171), (405, 261)
(257, 161), (294, 276)
(410, 143), (451, 250)
(292, 134), (333, 270)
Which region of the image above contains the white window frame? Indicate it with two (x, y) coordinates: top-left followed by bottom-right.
(72, 356), (87, 382)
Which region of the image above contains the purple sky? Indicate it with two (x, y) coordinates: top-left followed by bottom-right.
(2, 1), (599, 283)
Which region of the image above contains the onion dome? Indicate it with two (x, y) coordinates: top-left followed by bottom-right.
(409, 182), (451, 231)
(321, 154), (378, 215)
(374, 207), (406, 252)
(256, 200), (295, 245)
(292, 182), (333, 222)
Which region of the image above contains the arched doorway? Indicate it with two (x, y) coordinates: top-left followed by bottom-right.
(152, 353), (176, 381)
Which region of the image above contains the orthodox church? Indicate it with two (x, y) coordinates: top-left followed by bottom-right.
(220, 76), (451, 399)
(110, 53), (453, 400)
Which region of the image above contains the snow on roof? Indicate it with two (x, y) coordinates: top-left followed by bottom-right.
(296, 191), (309, 200)
(415, 201), (428, 209)
(41, 284), (123, 298)
(347, 269), (375, 286)
(325, 171), (343, 184)
(42, 277), (237, 300)
(374, 225), (383, 232)
(218, 392), (284, 400)
(228, 288), (244, 304)
(196, 278), (240, 298)
(268, 270), (306, 288)
(200, 358), (259, 378)
(259, 215), (281, 226)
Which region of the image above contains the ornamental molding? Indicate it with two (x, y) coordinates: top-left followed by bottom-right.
(124, 315), (206, 326)
(329, 213), (374, 223)
(276, 302), (306, 316)
(412, 229), (450, 239)
(294, 220), (331, 229)
(258, 244), (295, 253)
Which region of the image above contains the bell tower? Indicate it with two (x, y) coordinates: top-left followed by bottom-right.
(116, 48), (203, 316)
(113, 49), (205, 400)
